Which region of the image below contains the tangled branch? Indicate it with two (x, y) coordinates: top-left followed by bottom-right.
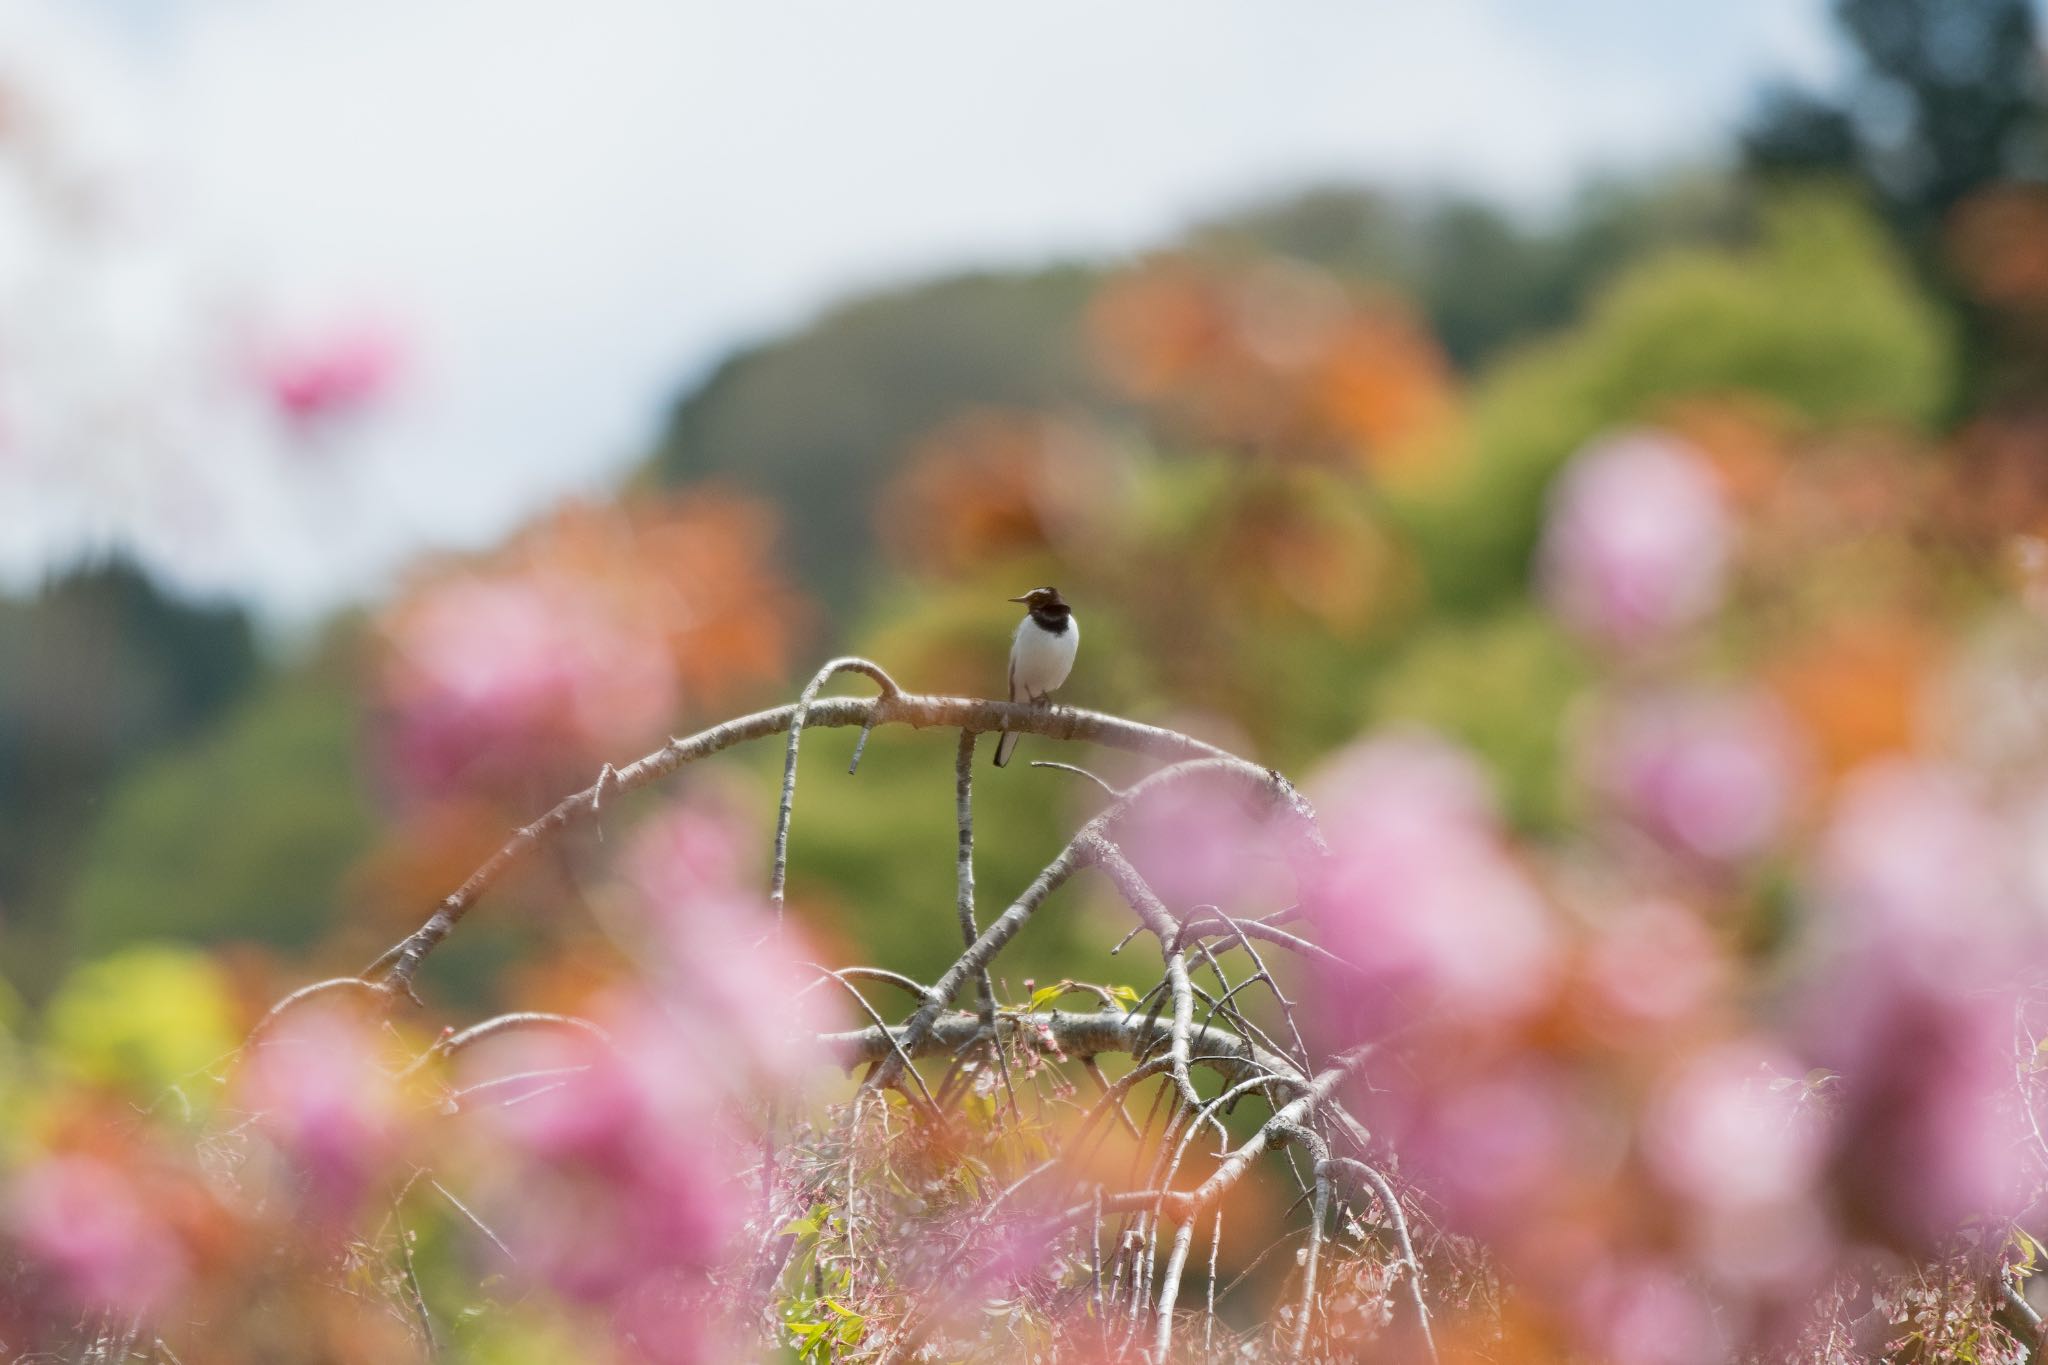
(238, 658), (1428, 1362)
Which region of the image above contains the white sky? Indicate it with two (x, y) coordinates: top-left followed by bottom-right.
(0, 0), (1842, 624)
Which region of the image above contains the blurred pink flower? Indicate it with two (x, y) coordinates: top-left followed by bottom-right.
(1391, 1061), (1580, 1233)
(1537, 430), (1731, 647)
(1574, 1259), (1726, 1365)
(1812, 759), (2017, 949)
(238, 1009), (403, 1222)
(1580, 899), (1729, 1034)
(253, 318), (404, 427)
(1314, 728), (1502, 836)
(476, 1003), (747, 1356)
(450, 807), (840, 1358)
(1589, 688), (1807, 864)
(7, 1155), (186, 1315)
(626, 791), (758, 908)
(1802, 760), (2037, 1251)
(2010, 784), (2048, 919)
(1308, 732), (1557, 1039)
(623, 804), (840, 1091)
(1117, 780), (1291, 916)
(1643, 1040), (1825, 1215)
(382, 575), (676, 795)
(1809, 964), (2027, 1253)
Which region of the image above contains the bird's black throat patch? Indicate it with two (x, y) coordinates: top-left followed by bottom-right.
(1029, 606), (1071, 634)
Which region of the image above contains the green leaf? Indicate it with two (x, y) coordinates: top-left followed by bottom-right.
(1027, 981), (1072, 1011)
(2013, 1227), (2040, 1272)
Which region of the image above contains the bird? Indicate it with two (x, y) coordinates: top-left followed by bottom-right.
(994, 586), (1079, 768)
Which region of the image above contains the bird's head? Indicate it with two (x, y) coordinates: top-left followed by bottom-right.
(1009, 586), (1069, 617)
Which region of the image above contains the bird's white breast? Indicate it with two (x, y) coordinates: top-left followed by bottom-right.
(1012, 615), (1079, 699)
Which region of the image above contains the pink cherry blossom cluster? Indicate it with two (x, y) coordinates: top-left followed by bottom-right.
(1538, 430), (1732, 649)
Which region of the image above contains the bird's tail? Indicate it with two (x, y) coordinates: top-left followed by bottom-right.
(993, 728), (1021, 768)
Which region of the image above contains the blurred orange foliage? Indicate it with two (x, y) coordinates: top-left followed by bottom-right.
(877, 411), (1117, 575)
(1765, 617), (1936, 778)
(1089, 256), (1458, 477)
(375, 491), (811, 800)
(1657, 396), (1792, 513)
(1949, 185), (2048, 318)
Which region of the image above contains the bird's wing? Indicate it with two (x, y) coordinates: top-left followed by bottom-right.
(996, 633), (1022, 768)
(1007, 630), (1022, 703)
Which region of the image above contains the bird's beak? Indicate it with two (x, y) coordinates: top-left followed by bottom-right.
(1007, 594), (1032, 603)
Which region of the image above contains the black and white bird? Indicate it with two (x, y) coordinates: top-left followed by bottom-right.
(993, 586), (1079, 768)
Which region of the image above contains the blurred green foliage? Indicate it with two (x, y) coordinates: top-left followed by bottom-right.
(65, 646), (377, 958)
(724, 708), (1130, 992)
(1366, 609), (1589, 832)
(446, 1306), (617, 1365)
(1188, 172), (1747, 368)
(0, 561), (261, 994)
(1745, 0), (2048, 405)
(1394, 189), (1955, 615)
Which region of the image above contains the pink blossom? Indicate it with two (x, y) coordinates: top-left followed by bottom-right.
(1801, 761), (2037, 1251)
(1116, 780), (1291, 916)
(1811, 760), (2017, 951)
(253, 318), (404, 427)
(382, 575), (676, 795)
(1574, 1259), (1726, 1365)
(7, 1155), (185, 1314)
(1390, 1061), (1581, 1233)
(2009, 783), (2048, 919)
(475, 1004), (747, 1347)
(626, 791), (758, 909)
(1643, 1041), (1826, 1215)
(1308, 732), (1557, 1039)
(1313, 728), (1502, 837)
(621, 805), (840, 1091)
(514, 1127), (741, 1305)
(457, 802), (838, 1358)
(1537, 430), (1731, 646)
(1589, 688), (1807, 864)
(1580, 899), (1729, 1034)
(238, 1009), (402, 1222)
(1807, 963), (2027, 1252)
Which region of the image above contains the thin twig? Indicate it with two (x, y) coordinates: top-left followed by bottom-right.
(952, 730), (996, 1024)
(1154, 1215), (1199, 1358)
(773, 658), (904, 924)
(1028, 760), (1127, 799)
(1204, 1205), (1224, 1356)
(1292, 1172), (1331, 1359)
(794, 964), (938, 1005)
(244, 976), (388, 1046)
(873, 756), (1319, 1093)
(399, 1011), (611, 1080)
(441, 1065), (594, 1110)
(430, 1178), (517, 1264)
(1080, 1056), (1142, 1139)
(815, 973), (940, 1113)
(1321, 1155), (1439, 1364)
(398, 1216), (438, 1358)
